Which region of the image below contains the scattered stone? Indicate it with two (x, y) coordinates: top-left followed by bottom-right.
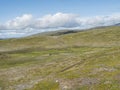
(63, 86), (68, 89)
(77, 78), (100, 86)
(98, 67), (116, 72)
(56, 80), (59, 83)
(91, 67), (116, 75)
(114, 73), (120, 82)
(14, 78), (43, 90)
(104, 81), (111, 84)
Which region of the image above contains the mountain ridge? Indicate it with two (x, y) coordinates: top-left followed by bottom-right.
(0, 26), (120, 90)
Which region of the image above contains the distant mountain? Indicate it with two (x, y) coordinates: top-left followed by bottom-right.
(114, 23), (120, 26)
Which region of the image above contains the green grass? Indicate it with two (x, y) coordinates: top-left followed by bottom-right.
(0, 26), (120, 90)
(27, 79), (59, 90)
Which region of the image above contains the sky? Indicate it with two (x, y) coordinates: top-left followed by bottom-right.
(0, 0), (120, 38)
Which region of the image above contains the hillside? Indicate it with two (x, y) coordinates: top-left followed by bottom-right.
(0, 26), (120, 90)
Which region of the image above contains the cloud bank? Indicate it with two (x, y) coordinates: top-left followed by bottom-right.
(0, 12), (120, 38)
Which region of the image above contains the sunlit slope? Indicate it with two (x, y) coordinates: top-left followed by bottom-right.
(0, 26), (120, 90)
(0, 26), (120, 52)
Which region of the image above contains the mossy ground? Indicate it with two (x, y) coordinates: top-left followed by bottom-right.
(0, 26), (120, 90)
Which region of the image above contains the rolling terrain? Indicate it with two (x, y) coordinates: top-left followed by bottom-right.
(0, 26), (120, 90)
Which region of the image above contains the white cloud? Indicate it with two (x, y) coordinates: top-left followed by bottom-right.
(1, 13), (120, 30)
(76, 14), (120, 27)
(34, 13), (78, 29)
(39, 13), (65, 28)
(3, 14), (33, 30)
(0, 12), (120, 38)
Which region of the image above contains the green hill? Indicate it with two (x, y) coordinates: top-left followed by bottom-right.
(0, 26), (120, 90)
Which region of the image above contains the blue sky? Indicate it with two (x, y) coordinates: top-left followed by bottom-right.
(0, 0), (120, 22)
(0, 0), (120, 38)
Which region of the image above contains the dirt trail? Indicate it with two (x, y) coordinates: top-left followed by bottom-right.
(60, 49), (120, 72)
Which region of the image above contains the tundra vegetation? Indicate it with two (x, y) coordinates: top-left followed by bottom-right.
(0, 26), (120, 90)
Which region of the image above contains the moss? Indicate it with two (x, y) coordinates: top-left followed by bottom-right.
(29, 80), (59, 90)
(0, 26), (120, 89)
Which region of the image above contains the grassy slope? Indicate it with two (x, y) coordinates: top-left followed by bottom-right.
(0, 26), (120, 90)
